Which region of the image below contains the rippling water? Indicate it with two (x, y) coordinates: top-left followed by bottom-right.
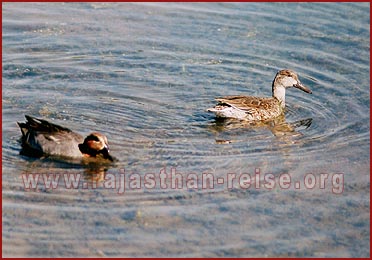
(2, 2), (370, 257)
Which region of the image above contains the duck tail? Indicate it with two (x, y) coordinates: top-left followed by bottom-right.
(17, 122), (29, 137)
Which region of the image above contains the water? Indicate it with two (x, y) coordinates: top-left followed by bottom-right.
(2, 2), (370, 257)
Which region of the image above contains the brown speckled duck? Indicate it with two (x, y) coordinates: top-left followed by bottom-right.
(207, 69), (312, 121)
(17, 115), (114, 161)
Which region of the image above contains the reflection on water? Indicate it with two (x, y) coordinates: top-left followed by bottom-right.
(209, 114), (313, 139)
(2, 2), (370, 258)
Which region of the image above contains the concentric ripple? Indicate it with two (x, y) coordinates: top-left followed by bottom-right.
(2, 2), (369, 257)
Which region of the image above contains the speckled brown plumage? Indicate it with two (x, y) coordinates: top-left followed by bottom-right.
(213, 96), (284, 121)
(207, 69), (312, 121)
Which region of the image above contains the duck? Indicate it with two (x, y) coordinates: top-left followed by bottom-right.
(17, 115), (114, 162)
(207, 69), (312, 121)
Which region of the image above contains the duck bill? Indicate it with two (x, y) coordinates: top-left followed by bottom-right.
(100, 147), (114, 162)
(293, 83), (312, 94)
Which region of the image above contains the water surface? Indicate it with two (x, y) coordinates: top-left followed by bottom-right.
(2, 2), (370, 257)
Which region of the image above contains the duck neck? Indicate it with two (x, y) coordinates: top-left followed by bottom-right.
(272, 85), (286, 108)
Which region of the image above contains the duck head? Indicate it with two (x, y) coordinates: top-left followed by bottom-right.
(272, 69), (312, 108)
(78, 132), (114, 161)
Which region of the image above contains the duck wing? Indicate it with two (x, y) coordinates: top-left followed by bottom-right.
(18, 115), (84, 158)
(215, 96), (277, 114)
(21, 115), (72, 134)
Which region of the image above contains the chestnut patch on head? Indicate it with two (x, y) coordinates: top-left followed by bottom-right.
(78, 133), (113, 161)
(83, 134), (105, 151)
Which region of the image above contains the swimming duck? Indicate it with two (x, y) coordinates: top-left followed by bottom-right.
(17, 115), (114, 161)
(207, 69), (312, 121)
